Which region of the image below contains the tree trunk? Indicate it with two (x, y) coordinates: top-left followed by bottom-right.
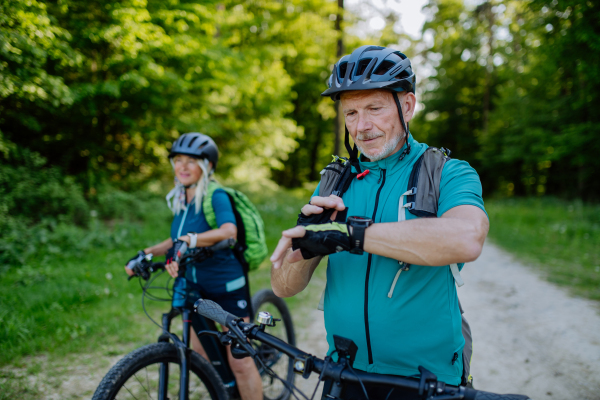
(333, 0), (344, 156)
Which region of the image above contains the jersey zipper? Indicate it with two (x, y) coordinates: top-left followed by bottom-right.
(176, 204), (197, 283)
(364, 168), (386, 365)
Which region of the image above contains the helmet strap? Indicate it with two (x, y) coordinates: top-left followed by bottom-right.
(344, 125), (362, 173)
(392, 92), (411, 159)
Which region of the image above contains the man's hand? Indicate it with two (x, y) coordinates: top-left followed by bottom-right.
(299, 195), (346, 223)
(270, 195), (346, 269)
(292, 222), (352, 259)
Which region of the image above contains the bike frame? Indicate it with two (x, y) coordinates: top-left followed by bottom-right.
(157, 306), (238, 400)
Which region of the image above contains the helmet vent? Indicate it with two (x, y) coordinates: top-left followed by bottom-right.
(395, 70), (410, 80)
(356, 59), (372, 76)
(373, 60), (395, 76)
(197, 140), (209, 149)
(188, 136), (198, 147)
(338, 62), (349, 82)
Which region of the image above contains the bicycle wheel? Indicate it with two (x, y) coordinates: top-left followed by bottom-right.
(251, 289), (296, 400)
(92, 342), (228, 400)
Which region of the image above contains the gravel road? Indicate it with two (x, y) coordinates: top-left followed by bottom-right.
(294, 242), (600, 400)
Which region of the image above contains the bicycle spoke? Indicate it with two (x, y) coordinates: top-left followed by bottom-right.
(122, 383), (142, 400)
(145, 367), (151, 399)
(132, 371), (155, 399)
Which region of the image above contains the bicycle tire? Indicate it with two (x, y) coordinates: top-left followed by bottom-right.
(251, 289), (296, 400)
(92, 342), (229, 400)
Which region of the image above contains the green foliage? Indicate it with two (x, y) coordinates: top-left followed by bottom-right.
(0, 0), (357, 192)
(0, 186), (314, 368)
(416, 0), (600, 200)
(487, 197), (600, 300)
(0, 145), (169, 268)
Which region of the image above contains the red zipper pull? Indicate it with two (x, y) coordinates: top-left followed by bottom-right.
(357, 169), (370, 180)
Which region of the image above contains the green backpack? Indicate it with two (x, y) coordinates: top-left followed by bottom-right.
(203, 181), (267, 272)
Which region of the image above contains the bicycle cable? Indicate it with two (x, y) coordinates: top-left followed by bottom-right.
(384, 388), (395, 400)
(138, 269), (172, 302)
(346, 365), (370, 400)
(309, 354), (332, 400)
(249, 346), (309, 400)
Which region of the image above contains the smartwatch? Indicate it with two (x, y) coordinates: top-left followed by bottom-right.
(187, 232), (198, 248)
(346, 216), (373, 255)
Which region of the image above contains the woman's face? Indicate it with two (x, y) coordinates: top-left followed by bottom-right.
(173, 154), (202, 186)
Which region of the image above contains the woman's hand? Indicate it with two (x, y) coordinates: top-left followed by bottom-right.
(166, 260), (179, 278)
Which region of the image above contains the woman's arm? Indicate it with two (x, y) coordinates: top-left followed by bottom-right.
(178, 222), (237, 247)
(144, 238), (174, 256)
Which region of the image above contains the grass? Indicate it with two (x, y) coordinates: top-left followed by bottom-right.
(486, 197), (600, 301)
(5, 187), (598, 397)
(0, 185), (327, 398)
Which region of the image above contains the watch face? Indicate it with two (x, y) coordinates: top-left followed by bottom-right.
(348, 216), (373, 226)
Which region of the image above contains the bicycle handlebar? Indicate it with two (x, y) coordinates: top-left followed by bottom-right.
(129, 238), (236, 280)
(194, 298), (237, 327)
(194, 299), (531, 400)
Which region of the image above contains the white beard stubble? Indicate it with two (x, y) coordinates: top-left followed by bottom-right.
(356, 131), (403, 162)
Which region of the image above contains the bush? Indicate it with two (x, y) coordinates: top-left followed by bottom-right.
(0, 147), (169, 269)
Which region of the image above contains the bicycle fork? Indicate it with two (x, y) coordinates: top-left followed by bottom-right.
(158, 309), (192, 400)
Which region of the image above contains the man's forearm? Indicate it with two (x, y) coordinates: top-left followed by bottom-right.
(271, 248), (322, 297)
(363, 206), (488, 266)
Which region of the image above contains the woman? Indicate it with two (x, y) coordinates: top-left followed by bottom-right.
(125, 132), (262, 400)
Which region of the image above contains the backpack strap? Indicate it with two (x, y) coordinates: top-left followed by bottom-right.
(406, 147), (451, 218)
(202, 180), (221, 230)
(203, 181), (250, 273)
(392, 147), (464, 288)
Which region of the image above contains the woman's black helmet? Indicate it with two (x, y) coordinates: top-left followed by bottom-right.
(169, 133), (219, 169)
(321, 45), (416, 100)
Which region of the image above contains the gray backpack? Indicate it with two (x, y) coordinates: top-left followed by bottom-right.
(315, 147), (474, 387)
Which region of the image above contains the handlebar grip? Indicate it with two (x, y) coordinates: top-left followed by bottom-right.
(464, 388), (531, 400)
(194, 299), (238, 327)
(173, 241), (188, 263)
(210, 238), (235, 252)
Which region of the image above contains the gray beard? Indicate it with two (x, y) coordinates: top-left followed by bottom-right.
(357, 132), (403, 162)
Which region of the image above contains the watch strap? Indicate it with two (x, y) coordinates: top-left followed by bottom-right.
(349, 224), (367, 254)
(188, 233), (198, 248)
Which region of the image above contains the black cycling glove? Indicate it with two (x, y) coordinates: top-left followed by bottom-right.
(125, 250), (146, 270)
(291, 222), (352, 259)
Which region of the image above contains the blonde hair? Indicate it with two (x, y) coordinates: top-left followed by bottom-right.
(166, 158), (213, 215)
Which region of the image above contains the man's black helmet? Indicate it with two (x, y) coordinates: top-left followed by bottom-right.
(321, 45), (416, 100)
(169, 132), (219, 169)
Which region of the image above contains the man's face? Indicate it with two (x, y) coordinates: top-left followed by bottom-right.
(341, 90), (408, 162)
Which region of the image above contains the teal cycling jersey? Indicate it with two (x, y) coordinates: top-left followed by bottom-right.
(312, 134), (486, 385)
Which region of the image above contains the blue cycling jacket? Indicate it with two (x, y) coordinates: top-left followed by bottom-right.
(313, 134), (487, 385)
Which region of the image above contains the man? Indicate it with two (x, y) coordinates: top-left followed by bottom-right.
(270, 45), (488, 398)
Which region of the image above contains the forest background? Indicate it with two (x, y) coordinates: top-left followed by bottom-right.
(2, 0), (600, 253)
(1, 0), (600, 385)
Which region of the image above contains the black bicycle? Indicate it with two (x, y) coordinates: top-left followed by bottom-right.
(92, 239), (295, 400)
(193, 298), (532, 400)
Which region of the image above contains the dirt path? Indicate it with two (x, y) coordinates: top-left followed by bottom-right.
(292, 241), (600, 400)
(7, 242), (600, 399)
(460, 242), (600, 400)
